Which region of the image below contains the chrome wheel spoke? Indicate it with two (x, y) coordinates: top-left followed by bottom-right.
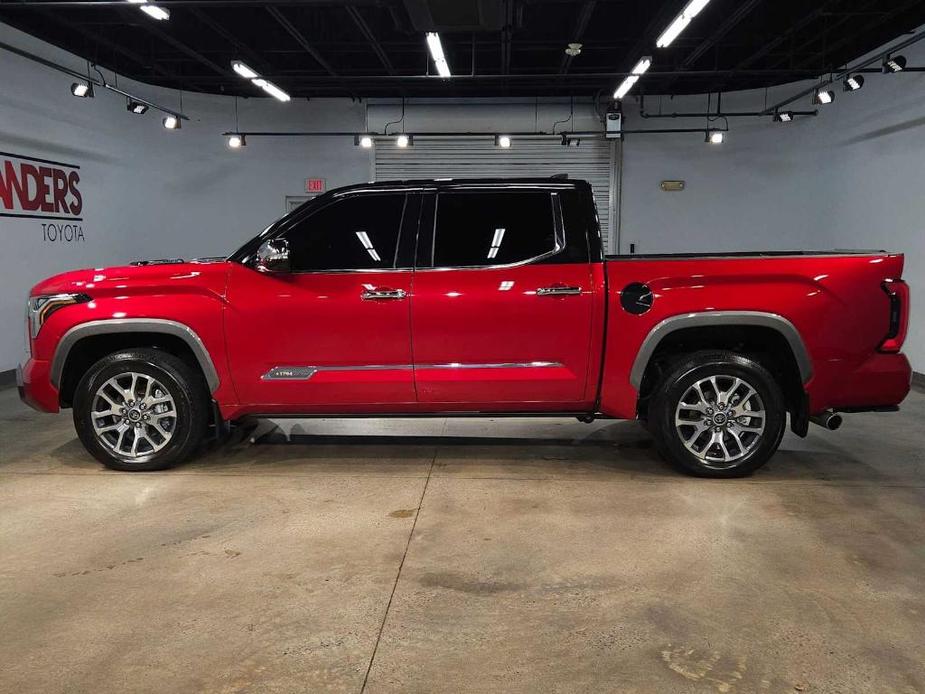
(675, 373), (766, 470)
(91, 371), (177, 461)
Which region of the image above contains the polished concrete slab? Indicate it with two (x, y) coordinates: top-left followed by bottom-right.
(1, 386), (923, 693)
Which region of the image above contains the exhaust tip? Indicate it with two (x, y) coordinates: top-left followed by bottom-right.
(810, 411), (843, 431)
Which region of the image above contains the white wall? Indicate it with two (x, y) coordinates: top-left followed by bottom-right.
(1, 21), (923, 373)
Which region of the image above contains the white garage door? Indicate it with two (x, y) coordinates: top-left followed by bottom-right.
(374, 136), (618, 253)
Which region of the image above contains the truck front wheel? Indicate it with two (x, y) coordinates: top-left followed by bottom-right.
(650, 351), (786, 477)
(72, 348), (209, 471)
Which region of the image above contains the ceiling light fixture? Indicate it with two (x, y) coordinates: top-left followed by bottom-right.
(656, 0), (712, 48)
(560, 134), (581, 147)
(613, 56), (651, 100)
(228, 134), (246, 148)
(231, 60), (259, 80)
(426, 32), (451, 78)
(843, 74), (865, 91)
(774, 111), (794, 122)
(162, 115), (180, 130)
(355, 135), (374, 148)
(251, 78), (290, 102)
(396, 134), (412, 147)
(127, 0), (170, 21)
(814, 88), (835, 105)
(706, 130), (725, 144)
(70, 81), (93, 98)
(883, 55), (907, 73)
(126, 100), (148, 114)
(495, 135), (512, 148)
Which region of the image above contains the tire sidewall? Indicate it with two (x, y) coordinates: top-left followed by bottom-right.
(653, 354), (786, 477)
(73, 351), (202, 471)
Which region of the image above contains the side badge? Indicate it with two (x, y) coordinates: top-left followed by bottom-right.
(620, 282), (653, 315)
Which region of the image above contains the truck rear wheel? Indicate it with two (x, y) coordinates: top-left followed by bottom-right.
(650, 351), (786, 477)
(72, 348), (208, 471)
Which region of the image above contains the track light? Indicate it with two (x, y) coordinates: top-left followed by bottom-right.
(162, 115), (180, 130)
(396, 134), (412, 148)
(613, 56), (651, 100)
(354, 135), (373, 148)
(228, 134), (245, 149)
(774, 112), (794, 123)
(126, 100), (148, 115)
(71, 81), (93, 98)
(843, 74), (865, 92)
(560, 134), (581, 147)
(251, 78), (290, 102)
(495, 135), (512, 148)
(883, 55), (907, 73)
(127, 0), (170, 21)
(231, 60), (258, 79)
(814, 89), (835, 105)
(656, 0), (712, 48)
(426, 32), (451, 78)
(706, 130), (724, 145)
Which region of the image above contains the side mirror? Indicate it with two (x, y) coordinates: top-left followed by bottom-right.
(254, 238), (291, 273)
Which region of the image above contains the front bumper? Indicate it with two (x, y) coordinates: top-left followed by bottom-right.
(17, 358), (60, 413)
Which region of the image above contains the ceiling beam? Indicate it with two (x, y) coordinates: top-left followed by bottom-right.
(558, 0), (596, 74)
(344, 5), (394, 75)
(265, 6), (337, 75)
(120, 9), (228, 78)
(190, 8), (273, 74)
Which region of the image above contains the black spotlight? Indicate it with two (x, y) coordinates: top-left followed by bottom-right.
(71, 81), (93, 98)
(774, 111), (794, 123)
(560, 134), (580, 147)
(127, 100), (149, 115)
(843, 74), (865, 91)
(162, 115), (181, 130)
(883, 55), (907, 73)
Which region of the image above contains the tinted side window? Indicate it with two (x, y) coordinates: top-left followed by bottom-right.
(285, 194), (406, 272)
(433, 192), (556, 268)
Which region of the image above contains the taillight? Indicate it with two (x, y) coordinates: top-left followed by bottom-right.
(878, 279), (909, 353)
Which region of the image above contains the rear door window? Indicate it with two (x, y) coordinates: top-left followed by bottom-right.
(432, 191), (557, 268)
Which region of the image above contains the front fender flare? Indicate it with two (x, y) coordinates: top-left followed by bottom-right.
(50, 318), (220, 393)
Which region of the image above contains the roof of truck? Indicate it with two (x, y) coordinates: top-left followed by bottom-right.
(325, 177), (592, 197)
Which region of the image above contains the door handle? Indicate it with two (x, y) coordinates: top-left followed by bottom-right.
(536, 285), (582, 296)
(361, 287), (407, 301)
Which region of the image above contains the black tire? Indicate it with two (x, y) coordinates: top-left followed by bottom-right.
(650, 351), (786, 478)
(73, 349), (209, 471)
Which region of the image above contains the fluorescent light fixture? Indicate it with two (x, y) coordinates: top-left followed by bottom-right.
(426, 32), (451, 77)
(127, 100), (148, 114)
(883, 55), (907, 73)
(656, 0), (712, 48)
(355, 231), (381, 262)
(70, 81), (93, 98)
(843, 74), (865, 91)
(774, 111), (794, 122)
(495, 135), (512, 148)
(252, 78), (291, 102)
(396, 134), (411, 147)
(231, 60), (259, 79)
(355, 135), (373, 148)
(228, 134), (245, 148)
(162, 115), (180, 130)
(613, 56), (651, 100)
(706, 130), (724, 144)
(815, 89), (835, 104)
(127, 0), (169, 20)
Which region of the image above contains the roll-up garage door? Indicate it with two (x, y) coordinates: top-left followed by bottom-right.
(374, 136), (617, 253)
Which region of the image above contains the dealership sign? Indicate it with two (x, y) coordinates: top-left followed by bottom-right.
(0, 151), (85, 242)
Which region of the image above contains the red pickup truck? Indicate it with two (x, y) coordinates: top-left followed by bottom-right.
(18, 178), (911, 477)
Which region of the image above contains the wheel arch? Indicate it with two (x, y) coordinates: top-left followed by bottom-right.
(52, 319), (220, 406)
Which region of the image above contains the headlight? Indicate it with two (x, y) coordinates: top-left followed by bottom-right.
(27, 293), (91, 339)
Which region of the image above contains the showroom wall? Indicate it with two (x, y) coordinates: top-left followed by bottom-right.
(1, 20), (923, 373)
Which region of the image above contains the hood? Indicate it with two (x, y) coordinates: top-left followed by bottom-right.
(29, 258), (231, 298)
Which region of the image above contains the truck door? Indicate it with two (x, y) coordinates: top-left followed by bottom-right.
(224, 192), (419, 409)
(411, 188), (596, 409)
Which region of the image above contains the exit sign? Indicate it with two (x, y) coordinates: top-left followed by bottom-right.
(305, 178), (326, 193)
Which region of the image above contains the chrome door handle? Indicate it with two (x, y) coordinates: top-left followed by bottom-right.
(536, 285), (581, 296)
(361, 288), (407, 301)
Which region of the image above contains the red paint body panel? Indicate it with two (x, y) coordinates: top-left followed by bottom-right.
(19, 252), (911, 423)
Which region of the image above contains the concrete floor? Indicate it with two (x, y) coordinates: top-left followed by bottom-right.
(1, 387), (923, 694)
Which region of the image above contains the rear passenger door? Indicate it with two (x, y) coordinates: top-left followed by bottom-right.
(410, 187), (596, 409)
